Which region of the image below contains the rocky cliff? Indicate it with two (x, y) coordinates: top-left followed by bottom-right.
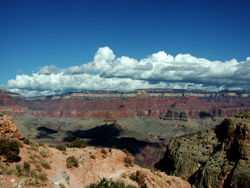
(156, 111), (250, 188)
(0, 112), (24, 140)
(1, 89), (250, 121)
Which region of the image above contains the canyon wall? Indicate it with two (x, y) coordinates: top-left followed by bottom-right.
(1, 89), (249, 121)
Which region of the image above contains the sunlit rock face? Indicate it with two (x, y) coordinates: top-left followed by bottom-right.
(1, 89), (249, 120)
(0, 112), (24, 140)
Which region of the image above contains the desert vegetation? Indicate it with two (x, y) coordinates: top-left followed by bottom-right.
(130, 170), (147, 188)
(0, 160), (48, 187)
(87, 178), (136, 188)
(123, 150), (134, 167)
(66, 155), (78, 168)
(56, 144), (66, 151)
(0, 137), (21, 162)
(66, 138), (87, 148)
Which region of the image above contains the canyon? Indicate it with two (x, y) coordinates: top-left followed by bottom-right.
(0, 89), (250, 167)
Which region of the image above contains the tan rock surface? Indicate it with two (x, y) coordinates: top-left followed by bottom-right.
(0, 142), (190, 188)
(0, 112), (24, 139)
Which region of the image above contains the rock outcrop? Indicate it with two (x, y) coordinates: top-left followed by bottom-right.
(156, 111), (250, 188)
(0, 112), (24, 139)
(160, 110), (189, 121)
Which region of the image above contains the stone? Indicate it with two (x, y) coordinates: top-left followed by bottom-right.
(156, 111), (250, 188)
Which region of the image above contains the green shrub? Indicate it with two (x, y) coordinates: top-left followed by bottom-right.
(66, 138), (86, 148)
(23, 161), (31, 176)
(39, 149), (48, 158)
(30, 170), (38, 178)
(88, 178), (136, 188)
(40, 160), (51, 169)
(1, 164), (15, 175)
(25, 177), (40, 186)
(101, 148), (108, 155)
(29, 141), (39, 151)
(23, 138), (30, 145)
(38, 172), (47, 181)
(90, 154), (96, 160)
(56, 144), (66, 151)
(130, 170), (147, 188)
(0, 137), (20, 162)
(124, 155), (134, 167)
(15, 164), (23, 176)
(66, 156), (78, 168)
(35, 163), (42, 172)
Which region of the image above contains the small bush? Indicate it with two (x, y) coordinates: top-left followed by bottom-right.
(16, 139), (23, 148)
(59, 183), (67, 188)
(39, 149), (48, 158)
(15, 164), (23, 176)
(56, 144), (66, 151)
(88, 178), (136, 188)
(35, 163), (42, 172)
(30, 170), (38, 178)
(90, 154), (96, 160)
(29, 155), (35, 162)
(101, 148), (107, 155)
(124, 155), (134, 167)
(66, 138), (86, 148)
(66, 156), (78, 168)
(38, 142), (45, 147)
(40, 160), (51, 169)
(23, 138), (30, 145)
(38, 172), (48, 181)
(30, 141), (39, 151)
(130, 170), (147, 188)
(23, 161), (31, 176)
(1, 165), (15, 175)
(0, 137), (21, 162)
(25, 177), (40, 186)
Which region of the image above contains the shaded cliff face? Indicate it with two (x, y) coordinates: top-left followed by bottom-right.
(156, 111), (250, 188)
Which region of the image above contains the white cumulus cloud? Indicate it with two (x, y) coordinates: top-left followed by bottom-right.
(7, 46), (250, 97)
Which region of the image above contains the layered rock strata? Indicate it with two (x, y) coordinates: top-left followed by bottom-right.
(0, 89), (250, 121)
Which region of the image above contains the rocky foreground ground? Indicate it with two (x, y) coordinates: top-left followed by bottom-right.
(0, 113), (190, 188)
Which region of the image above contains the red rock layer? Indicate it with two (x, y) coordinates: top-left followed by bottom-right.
(0, 92), (250, 120)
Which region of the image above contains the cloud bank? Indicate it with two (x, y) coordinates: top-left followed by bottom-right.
(7, 46), (250, 97)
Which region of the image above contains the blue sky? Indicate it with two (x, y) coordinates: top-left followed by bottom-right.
(1, 0), (250, 96)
